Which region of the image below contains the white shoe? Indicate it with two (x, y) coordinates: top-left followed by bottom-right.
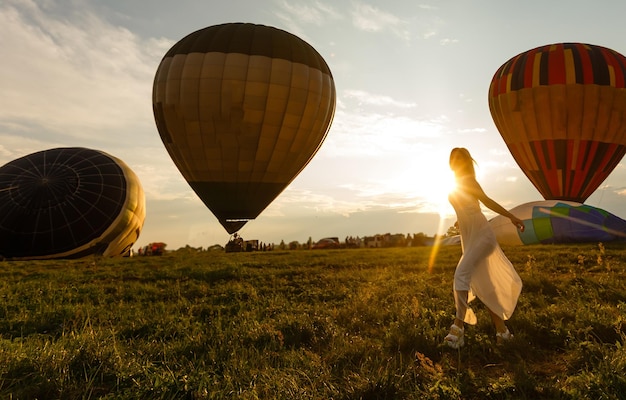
(444, 324), (465, 349)
(496, 328), (513, 344)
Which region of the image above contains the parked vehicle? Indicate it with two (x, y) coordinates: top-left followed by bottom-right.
(312, 237), (341, 249)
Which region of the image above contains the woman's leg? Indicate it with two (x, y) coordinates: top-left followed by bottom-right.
(488, 309), (507, 333)
(453, 290), (469, 328)
(445, 290), (468, 348)
(489, 309), (513, 343)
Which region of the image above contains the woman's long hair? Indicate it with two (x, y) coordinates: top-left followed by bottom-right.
(449, 147), (476, 178)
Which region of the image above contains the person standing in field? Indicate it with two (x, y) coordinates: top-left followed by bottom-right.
(444, 147), (525, 349)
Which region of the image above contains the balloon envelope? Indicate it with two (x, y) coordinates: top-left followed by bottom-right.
(0, 147), (145, 259)
(490, 200), (626, 245)
(489, 43), (626, 203)
(152, 23), (336, 234)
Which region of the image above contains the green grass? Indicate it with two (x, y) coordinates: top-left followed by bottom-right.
(1, 243), (626, 399)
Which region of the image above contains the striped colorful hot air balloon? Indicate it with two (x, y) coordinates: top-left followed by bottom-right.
(152, 23), (336, 234)
(0, 148), (145, 259)
(489, 43), (626, 203)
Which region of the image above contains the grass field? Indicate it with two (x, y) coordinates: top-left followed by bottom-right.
(1, 242), (626, 399)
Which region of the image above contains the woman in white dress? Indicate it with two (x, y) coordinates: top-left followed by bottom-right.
(445, 148), (525, 349)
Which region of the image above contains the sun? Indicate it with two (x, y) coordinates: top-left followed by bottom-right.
(380, 149), (458, 226)
(422, 167), (457, 220)
(424, 166), (457, 271)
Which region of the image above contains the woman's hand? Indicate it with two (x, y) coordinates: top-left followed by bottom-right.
(510, 216), (525, 232)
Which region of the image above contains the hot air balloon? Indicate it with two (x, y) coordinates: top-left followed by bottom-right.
(489, 43), (626, 203)
(490, 200), (626, 246)
(0, 147), (145, 260)
(152, 23), (336, 234)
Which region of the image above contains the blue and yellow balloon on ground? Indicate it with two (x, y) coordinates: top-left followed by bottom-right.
(490, 200), (626, 246)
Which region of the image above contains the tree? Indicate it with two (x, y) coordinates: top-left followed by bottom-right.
(446, 224), (460, 237)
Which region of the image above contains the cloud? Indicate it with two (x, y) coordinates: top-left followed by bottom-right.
(273, 0), (343, 41)
(0, 0), (170, 147)
(615, 188), (626, 196)
(343, 90), (417, 108)
(351, 2), (410, 42)
(266, 187), (366, 217)
(439, 38), (459, 46)
(128, 151), (196, 201)
(268, 181), (441, 220)
(410, 6), (446, 42)
(275, 0), (342, 25)
(322, 107), (448, 158)
(457, 127), (487, 134)
(0, 133), (65, 166)
(0, 0), (186, 205)
(418, 4), (438, 11)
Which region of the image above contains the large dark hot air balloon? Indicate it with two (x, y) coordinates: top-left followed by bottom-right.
(152, 23), (336, 234)
(489, 43), (626, 203)
(0, 147), (145, 260)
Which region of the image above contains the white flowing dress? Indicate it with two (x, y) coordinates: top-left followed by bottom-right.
(449, 189), (522, 325)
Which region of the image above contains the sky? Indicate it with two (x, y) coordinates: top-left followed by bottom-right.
(2, 0), (626, 250)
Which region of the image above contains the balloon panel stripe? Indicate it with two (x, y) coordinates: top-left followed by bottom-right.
(491, 43), (626, 96)
(163, 23), (332, 76)
(547, 44), (566, 85)
(522, 139), (626, 201)
(582, 142), (626, 199)
(588, 45), (608, 85)
(576, 43), (595, 84)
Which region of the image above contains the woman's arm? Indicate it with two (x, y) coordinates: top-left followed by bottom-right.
(464, 178), (525, 232)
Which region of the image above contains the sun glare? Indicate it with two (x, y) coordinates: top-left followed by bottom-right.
(425, 168), (457, 220)
(424, 164), (457, 273)
(389, 152), (458, 221)
(378, 149), (458, 227)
